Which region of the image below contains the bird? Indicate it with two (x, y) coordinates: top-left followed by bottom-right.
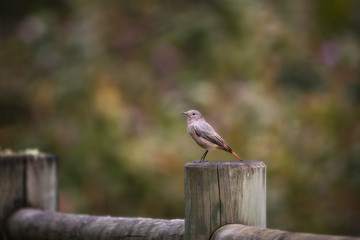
(182, 110), (243, 162)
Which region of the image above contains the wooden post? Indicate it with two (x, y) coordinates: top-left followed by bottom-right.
(0, 153), (58, 239)
(184, 161), (266, 240)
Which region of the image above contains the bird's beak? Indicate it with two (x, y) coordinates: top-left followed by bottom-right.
(182, 112), (187, 116)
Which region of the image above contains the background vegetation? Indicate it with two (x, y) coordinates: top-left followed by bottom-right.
(1, 0), (359, 236)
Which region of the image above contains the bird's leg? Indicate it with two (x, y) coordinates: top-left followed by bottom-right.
(200, 150), (209, 162)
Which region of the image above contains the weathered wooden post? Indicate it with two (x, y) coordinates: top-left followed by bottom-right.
(0, 152), (58, 239)
(184, 161), (266, 240)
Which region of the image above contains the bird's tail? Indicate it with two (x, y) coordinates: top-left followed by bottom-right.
(221, 142), (244, 161)
(231, 151), (243, 161)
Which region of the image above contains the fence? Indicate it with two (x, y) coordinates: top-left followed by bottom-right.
(0, 153), (359, 240)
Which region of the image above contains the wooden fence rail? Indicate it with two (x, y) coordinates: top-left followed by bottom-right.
(6, 208), (184, 240)
(211, 224), (358, 240)
(6, 209), (359, 240)
(1, 153), (359, 240)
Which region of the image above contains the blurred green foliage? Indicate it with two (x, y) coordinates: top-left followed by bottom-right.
(1, 0), (360, 236)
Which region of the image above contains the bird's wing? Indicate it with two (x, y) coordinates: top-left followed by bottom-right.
(194, 122), (232, 152)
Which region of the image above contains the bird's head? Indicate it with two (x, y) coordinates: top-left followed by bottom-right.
(182, 110), (204, 122)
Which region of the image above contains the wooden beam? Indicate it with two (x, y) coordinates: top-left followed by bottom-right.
(184, 161), (266, 240)
(7, 209), (359, 240)
(7, 208), (185, 240)
(210, 224), (360, 240)
(0, 153), (57, 239)
(0, 155), (25, 240)
(26, 154), (58, 210)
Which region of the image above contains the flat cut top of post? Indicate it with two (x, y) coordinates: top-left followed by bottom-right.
(185, 161), (265, 168)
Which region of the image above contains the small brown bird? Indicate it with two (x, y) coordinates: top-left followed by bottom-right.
(182, 110), (243, 162)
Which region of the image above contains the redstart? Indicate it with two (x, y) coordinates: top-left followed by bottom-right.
(182, 110), (243, 162)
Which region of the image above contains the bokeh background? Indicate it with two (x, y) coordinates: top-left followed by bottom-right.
(1, 0), (360, 236)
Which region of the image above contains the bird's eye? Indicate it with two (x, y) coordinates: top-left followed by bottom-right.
(192, 113), (196, 116)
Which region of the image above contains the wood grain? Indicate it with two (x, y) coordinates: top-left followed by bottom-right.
(184, 161), (266, 240)
(0, 153), (58, 240)
(0, 156), (25, 240)
(211, 224), (360, 240)
(26, 154), (58, 211)
(7, 208), (185, 240)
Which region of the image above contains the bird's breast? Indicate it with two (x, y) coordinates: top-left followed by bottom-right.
(187, 124), (217, 150)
